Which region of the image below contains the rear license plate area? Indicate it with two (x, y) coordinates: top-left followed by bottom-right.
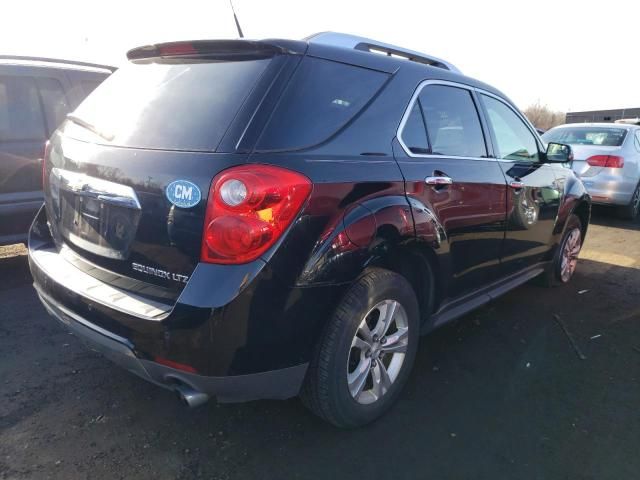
(59, 191), (139, 260)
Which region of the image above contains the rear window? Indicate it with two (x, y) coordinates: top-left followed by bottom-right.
(66, 59), (271, 151)
(542, 127), (627, 147)
(256, 57), (388, 151)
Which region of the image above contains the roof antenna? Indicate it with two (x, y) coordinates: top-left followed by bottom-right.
(229, 0), (244, 38)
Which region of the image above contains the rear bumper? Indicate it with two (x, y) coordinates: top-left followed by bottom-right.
(27, 206), (347, 403)
(579, 175), (637, 206)
(35, 281), (308, 402)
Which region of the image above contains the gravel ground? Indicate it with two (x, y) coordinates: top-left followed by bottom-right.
(1, 208), (639, 480)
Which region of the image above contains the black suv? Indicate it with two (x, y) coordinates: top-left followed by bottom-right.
(0, 56), (112, 245)
(29, 33), (590, 427)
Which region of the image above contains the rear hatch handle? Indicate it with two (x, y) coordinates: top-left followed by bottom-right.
(53, 168), (141, 210)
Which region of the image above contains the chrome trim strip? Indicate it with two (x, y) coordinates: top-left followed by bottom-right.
(51, 168), (141, 210)
(396, 80), (493, 161)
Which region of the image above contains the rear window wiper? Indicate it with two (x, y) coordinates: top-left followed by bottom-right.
(66, 114), (114, 142)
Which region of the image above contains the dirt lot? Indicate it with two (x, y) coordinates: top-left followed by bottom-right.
(1, 208), (639, 480)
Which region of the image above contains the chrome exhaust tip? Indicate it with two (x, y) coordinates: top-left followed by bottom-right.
(174, 384), (209, 408)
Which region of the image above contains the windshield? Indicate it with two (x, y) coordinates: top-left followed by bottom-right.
(65, 58), (271, 152)
(542, 127), (627, 147)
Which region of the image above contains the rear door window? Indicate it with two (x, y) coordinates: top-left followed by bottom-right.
(67, 59), (271, 152)
(0, 75), (46, 142)
(36, 77), (70, 134)
(256, 57), (388, 151)
(417, 85), (487, 158)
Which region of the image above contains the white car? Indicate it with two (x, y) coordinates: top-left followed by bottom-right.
(542, 123), (640, 220)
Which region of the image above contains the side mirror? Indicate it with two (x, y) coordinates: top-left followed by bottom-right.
(545, 142), (573, 163)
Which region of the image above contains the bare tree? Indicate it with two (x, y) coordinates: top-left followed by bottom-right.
(523, 101), (566, 131)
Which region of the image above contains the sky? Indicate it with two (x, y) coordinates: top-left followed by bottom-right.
(2, 0), (639, 113)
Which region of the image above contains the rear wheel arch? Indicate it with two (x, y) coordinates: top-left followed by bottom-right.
(369, 242), (439, 328)
(572, 199), (591, 240)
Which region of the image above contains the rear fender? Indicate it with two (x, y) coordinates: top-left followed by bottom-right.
(296, 195), (415, 286)
(554, 173), (591, 238)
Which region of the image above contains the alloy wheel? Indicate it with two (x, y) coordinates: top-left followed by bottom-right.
(347, 300), (409, 405)
(560, 228), (582, 282)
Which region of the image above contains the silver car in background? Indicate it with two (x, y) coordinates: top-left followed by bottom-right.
(542, 123), (640, 220)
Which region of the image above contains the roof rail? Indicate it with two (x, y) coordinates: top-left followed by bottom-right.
(0, 55), (116, 72)
(304, 32), (461, 74)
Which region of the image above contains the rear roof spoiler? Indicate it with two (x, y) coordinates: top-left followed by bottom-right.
(304, 32), (461, 73)
(126, 39), (306, 61)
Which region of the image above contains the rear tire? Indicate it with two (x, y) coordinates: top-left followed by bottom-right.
(539, 214), (583, 288)
(619, 182), (640, 221)
(300, 268), (420, 428)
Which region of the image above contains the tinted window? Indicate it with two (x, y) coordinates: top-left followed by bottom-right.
(68, 59), (271, 152)
(482, 95), (539, 162)
(0, 75), (46, 142)
(418, 85), (486, 158)
(257, 57), (388, 150)
(401, 102), (429, 154)
(635, 131), (640, 153)
(36, 77), (70, 134)
(542, 126), (627, 147)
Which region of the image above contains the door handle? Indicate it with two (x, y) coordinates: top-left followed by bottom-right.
(509, 180), (525, 191)
(425, 176), (453, 186)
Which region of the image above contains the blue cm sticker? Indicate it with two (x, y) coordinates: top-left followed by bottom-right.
(166, 180), (201, 208)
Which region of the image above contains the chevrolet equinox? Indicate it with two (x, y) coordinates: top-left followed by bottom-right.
(29, 33), (590, 427)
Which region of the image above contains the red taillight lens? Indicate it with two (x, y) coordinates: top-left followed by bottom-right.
(201, 165), (312, 264)
(586, 155), (624, 168)
(158, 42), (198, 57)
(41, 140), (51, 188)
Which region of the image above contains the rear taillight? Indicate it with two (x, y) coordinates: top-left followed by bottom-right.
(201, 165), (312, 264)
(41, 140), (51, 188)
(158, 42), (198, 57)
(586, 155), (624, 168)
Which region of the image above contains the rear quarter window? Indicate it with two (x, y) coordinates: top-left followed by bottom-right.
(256, 57), (388, 151)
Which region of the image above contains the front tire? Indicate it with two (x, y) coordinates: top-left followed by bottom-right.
(301, 268), (420, 428)
(539, 214), (583, 287)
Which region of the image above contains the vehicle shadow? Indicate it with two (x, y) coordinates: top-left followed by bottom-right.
(2, 250), (639, 479)
(589, 205), (640, 231)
